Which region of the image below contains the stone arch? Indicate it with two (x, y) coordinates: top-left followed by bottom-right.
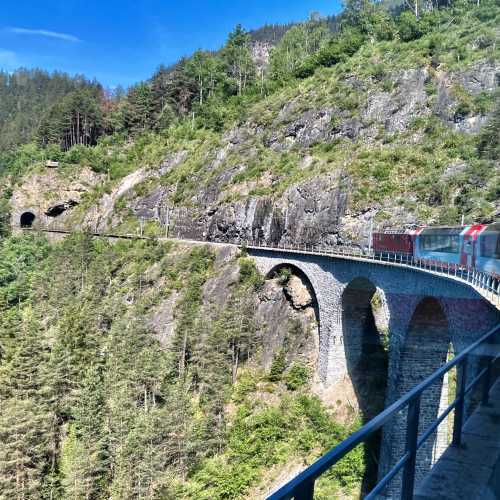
(265, 263), (320, 326)
(20, 211), (36, 228)
(398, 297), (452, 489)
(342, 277), (390, 493)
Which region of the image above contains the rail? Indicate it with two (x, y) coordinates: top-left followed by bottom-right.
(267, 323), (500, 500)
(18, 225), (500, 310)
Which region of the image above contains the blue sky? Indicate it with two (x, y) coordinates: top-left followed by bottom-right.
(0, 0), (342, 88)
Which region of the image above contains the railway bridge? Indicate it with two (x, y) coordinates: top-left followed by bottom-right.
(17, 226), (500, 498)
(244, 243), (499, 498)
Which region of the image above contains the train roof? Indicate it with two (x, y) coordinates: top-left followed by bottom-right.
(377, 223), (499, 235)
(481, 222), (500, 233)
(419, 226), (465, 235)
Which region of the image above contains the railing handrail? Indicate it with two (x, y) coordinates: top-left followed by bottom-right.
(267, 322), (500, 500)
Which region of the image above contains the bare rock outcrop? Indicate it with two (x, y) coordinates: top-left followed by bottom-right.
(10, 167), (102, 230)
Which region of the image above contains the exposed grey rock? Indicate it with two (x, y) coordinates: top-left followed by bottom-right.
(285, 275), (313, 309)
(283, 108), (334, 147)
(365, 68), (430, 133)
(203, 261), (240, 308)
(453, 114), (489, 133)
(132, 187), (168, 221)
(256, 278), (318, 369)
(150, 291), (178, 348)
(458, 61), (500, 95)
(159, 150), (188, 175)
(442, 161), (469, 180)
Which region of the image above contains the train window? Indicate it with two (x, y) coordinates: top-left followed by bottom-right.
(420, 234), (460, 253)
(481, 233), (500, 259)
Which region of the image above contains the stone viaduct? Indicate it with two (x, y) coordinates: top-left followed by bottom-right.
(247, 246), (500, 497)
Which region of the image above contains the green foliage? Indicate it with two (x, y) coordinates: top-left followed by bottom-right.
(296, 27), (366, 78)
(188, 392), (363, 499)
(269, 19), (330, 83)
(268, 350), (287, 381)
(37, 87), (103, 150)
(0, 69), (102, 152)
(478, 91), (500, 160)
(284, 363), (309, 390)
(276, 266), (292, 284)
(238, 257), (264, 290)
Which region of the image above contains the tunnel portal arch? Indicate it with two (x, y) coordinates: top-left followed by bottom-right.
(20, 211), (36, 228)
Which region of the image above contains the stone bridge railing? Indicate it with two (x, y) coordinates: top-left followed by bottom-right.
(242, 239), (500, 311)
(19, 225), (500, 311)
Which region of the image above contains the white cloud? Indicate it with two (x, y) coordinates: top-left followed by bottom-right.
(8, 27), (81, 43)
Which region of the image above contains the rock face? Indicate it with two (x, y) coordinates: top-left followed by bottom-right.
(10, 167), (102, 230)
(116, 60), (498, 248)
(256, 277), (318, 370)
(10, 60), (499, 246)
(147, 243), (319, 373)
(285, 276), (313, 309)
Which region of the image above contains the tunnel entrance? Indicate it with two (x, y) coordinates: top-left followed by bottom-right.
(342, 277), (389, 494)
(20, 212), (36, 228)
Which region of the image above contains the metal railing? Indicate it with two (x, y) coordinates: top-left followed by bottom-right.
(267, 323), (500, 500)
(19, 224), (500, 309)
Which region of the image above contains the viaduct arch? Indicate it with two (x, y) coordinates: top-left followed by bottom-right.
(248, 247), (500, 496)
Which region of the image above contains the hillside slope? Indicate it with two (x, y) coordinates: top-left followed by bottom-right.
(6, 1), (499, 245)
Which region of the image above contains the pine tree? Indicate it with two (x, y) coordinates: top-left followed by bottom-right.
(0, 310), (52, 499)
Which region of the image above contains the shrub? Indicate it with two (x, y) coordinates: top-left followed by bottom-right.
(397, 11), (424, 42)
(276, 267), (292, 284)
(284, 363), (309, 391)
(238, 258), (264, 290)
(268, 350), (287, 381)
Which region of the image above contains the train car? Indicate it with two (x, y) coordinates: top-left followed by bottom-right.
(476, 222), (500, 278)
(413, 226), (464, 266)
(372, 231), (414, 254)
(373, 223), (500, 278)
(459, 224), (486, 269)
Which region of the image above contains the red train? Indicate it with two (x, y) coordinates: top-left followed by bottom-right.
(372, 223), (500, 278)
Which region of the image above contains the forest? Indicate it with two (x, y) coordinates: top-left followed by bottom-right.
(3, 0), (494, 165)
(0, 0), (499, 497)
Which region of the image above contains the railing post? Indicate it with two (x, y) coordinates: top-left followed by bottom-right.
(482, 336), (493, 406)
(402, 395), (421, 500)
(293, 479), (315, 500)
(453, 356), (468, 447)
